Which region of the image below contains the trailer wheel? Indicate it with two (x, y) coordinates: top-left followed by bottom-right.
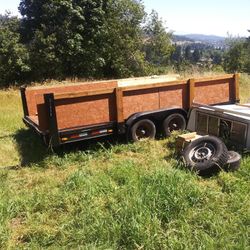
(130, 119), (156, 142)
(163, 113), (186, 136)
(224, 151), (241, 171)
(182, 135), (228, 174)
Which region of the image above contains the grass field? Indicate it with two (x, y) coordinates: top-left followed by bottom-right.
(0, 74), (250, 249)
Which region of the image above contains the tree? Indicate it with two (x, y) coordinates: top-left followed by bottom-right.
(143, 10), (173, 70)
(192, 48), (201, 63)
(224, 37), (245, 72)
(19, 0), (108, 80)
(171, 45), (182, 64)
(212, 50), (223, 65)
(100, 0), (147, 77)
(184, 45), (192, 62)
(19, 0), (148, 80)
(0, 13), (30, 87)
(243, 30), (250, 73)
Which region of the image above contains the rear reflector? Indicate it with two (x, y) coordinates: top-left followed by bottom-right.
(70, 134), (80, 139)
(61, 129), (113, 142)
(61, 137), (69, 142)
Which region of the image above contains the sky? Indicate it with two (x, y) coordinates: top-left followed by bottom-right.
(0, 0), (249, 37)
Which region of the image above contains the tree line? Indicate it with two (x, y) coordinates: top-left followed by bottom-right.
(0, 0), (249, 88)
(0, 0), (173, 87)
(224, 35), (250, 74)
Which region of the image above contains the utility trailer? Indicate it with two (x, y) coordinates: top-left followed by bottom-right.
(20, 74), (240, 147)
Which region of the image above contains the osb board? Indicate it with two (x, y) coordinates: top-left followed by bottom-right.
(122, 85), (188, 120)
(194, 78), (234, 104)
(117, 74), (180, 87)
(25, 81), (118, 116)
(34, 75), (236, 132)
(122, 88), (159, 119)
(55, 94), (116, 130)
(159, 85), (189, 110)
(37, 104), (49, 131)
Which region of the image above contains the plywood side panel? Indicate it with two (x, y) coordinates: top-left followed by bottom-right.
(25, 81), (118, 116)
(37, 104), (49, 131)
(229, 78), (237, 101)
(33, 76), (236, 132)
(159, 85), (188, 109)
(194, 79), (233, 104)
(54, 94), (116, 130)
(123, 88), (159, 119)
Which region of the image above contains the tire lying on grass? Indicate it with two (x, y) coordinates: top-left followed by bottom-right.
(182, 135), (229, 175)
(224, 151), (241, 171)
(130, 119), (156, 142)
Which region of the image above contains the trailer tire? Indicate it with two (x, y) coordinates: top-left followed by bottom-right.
(224, 151), (241, 171)
(163, 113), (186, 136)
(130, 119), (156, 142)
(182, 136), (228, 174)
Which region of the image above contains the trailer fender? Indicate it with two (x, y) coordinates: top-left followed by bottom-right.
(125, 108), (187, 137)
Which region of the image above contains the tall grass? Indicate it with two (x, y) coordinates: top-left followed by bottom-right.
(239, 73), (250, 103)
(0, 75), (249, 249)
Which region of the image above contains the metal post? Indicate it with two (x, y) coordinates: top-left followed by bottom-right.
(20, 86), (29, 116)
(44, 93), (60, 147)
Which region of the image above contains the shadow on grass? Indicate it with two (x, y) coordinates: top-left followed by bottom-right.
(57, 134), (126, 156)
(14, 128), (126, 167)
(14, 129), (50, 167)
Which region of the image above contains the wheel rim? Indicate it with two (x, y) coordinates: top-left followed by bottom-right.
(135, 125), (151, 140)
(227, 151), (235, 161)
(189, 142), (216, 164)
(167, 117), (185, 133)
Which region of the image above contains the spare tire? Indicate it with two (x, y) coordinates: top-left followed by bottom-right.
(224, 151), (241, 171)
(163, 113), (186, 137)
(130, 119), (156, 142)
(182, 135), (229, 174)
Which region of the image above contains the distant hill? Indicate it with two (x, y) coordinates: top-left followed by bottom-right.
(183, 34), (225, 42)
(172, 34), (226, 48)
(172, 35), (194, 43)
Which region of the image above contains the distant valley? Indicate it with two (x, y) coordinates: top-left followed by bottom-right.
(172, 34), (226, 48)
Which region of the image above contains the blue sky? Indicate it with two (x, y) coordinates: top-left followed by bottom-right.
(144, 0), (249, 36)
(0, 0), (249, 37)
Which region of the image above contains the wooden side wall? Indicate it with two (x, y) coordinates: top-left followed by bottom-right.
(122, 84), (188, 119)
(55, 94), (116, 130)
(194, 77), (235, 104)
(25, 81), (118, 116)
(25, 74), (238, 132)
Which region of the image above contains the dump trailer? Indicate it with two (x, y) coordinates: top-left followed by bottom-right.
(20, 74), (240, 147)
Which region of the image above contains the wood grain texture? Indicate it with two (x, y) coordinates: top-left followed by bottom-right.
(234, 73), (240, 102)
(28, 75), (238, 132)
(25, 81), (118, 116)
(159, 85), (188, 109)
(194, 74), (234, 83)
(54, 88), (114, 100)
(122, 80), (187, 91)
(123, 88), (159, 119)
(188, 78), (195, 108)
(54, 94), (116, 130)
(115, 88), (124, 123)
(194, 79), (233, 104)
